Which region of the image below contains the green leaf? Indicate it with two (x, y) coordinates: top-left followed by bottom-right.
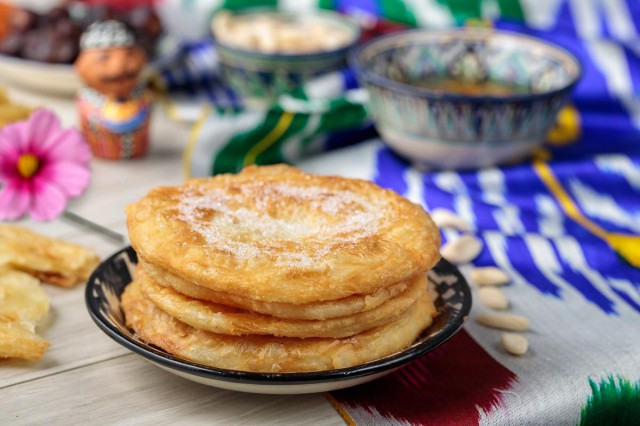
(580, 376), (640, 426)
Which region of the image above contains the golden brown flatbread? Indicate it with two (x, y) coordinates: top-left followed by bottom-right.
(139, 267), (427, 338)
(0, 87), (32, 129)
(142, 259), (411, 320)
(122, 278), (436, 372)
(0, 225), (100, 288)
(127, 165), (440, 303)
(0, 267), (50, 360)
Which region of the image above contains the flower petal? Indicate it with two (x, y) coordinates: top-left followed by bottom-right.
(1, 119), (31, 152)
(29, 178), (67, 221)
(0, 132), (20, 160)
(0, 180), (30, 221)
(28, 109), (62, 152)
(0, 147), (19, 181)
(0, 163), (17, 182)
(0, 130), (23, 181)
(38, 161), (91, 197)
(40, 128), (92, 164)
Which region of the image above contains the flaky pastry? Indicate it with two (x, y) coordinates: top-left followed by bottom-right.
(0, 267), (50, 360)
(123, 279), (436, 372)
(0, 87), (32, 129)
(0, 225), (100, 287)
(142, 259), (410, 320)
(127, 165), (440, 303)
(139, 267), (427, 338)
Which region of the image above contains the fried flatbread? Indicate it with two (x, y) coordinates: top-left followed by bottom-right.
(0, 87), (32, 128)
(122, 279), (436, 372)
(139, 268), (426, 338)
(141, 260), (410, 320)
(0, 225), (100, 287)
(127, 164), (440, 303)
(0, 267), (50, 360)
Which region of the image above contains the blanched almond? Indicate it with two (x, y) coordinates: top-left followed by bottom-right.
(470, 266), (510, 286)
(476, 314), (529, 331)
(501, 333), (528, 356)
(431, 208), (471, 232)
(478, 287), (509, 310)
(440, 235), (483, 264)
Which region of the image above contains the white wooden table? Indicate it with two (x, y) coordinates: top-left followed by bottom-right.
(0, 87), (344, 426)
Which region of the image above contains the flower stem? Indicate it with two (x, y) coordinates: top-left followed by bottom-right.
(62, 210), (126, 244)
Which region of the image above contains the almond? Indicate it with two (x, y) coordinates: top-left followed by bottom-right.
(501, 333), (529, 356)
(440, 235), (483, 264)
(431, 208), (471, 232)
(470, 266), (510, 286)
(476, 314), (529, 331)
(478, 287), (509, 310)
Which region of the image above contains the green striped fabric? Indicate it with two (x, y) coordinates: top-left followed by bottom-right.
(182, 0), (528, 177)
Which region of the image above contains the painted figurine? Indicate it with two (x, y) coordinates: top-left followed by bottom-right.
(74, 20), (151, 160)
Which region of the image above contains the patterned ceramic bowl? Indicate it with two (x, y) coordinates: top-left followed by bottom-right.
(350, 29), (582, 169)
(212, 8), (360, 106)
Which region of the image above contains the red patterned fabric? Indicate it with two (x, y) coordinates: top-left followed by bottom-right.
(330, 330), (517, 425)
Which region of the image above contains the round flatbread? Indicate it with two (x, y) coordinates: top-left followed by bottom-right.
(141, 260), (411, 320)
(139, 268), (426, 338)
(126, 165), (440, 303)
(122, 279), (436, 372)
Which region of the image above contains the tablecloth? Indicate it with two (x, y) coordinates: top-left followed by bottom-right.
(157, 1), (640, 424)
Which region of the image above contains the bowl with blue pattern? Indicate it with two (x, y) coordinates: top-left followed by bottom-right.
(211, 8), (360, 106)
(350, 29), (582, 169)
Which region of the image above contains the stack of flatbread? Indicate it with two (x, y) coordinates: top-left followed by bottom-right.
(124, 165), (441, 372)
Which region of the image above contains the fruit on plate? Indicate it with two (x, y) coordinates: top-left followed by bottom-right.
(0, 1), (162, 64)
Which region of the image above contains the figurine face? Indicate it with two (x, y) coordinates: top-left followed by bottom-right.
(75, 46), (147, 100)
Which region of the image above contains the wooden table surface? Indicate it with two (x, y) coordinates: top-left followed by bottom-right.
(0, 87), (344, 426)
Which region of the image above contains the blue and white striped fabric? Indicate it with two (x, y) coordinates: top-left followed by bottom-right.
(374, 148), (640, 315)
(156, 1), (640, 422)
(159, 40), (243, 111)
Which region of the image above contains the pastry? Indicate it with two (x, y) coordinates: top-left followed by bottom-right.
(0, 225), (100, 287)
(0, 267), (49, 360)
(142, 259), (410, 320)
(139, 266), (427, 338)
(123, 165), (442, 372)
(123, 278), (436, 372)
(126, 164), (440, 303)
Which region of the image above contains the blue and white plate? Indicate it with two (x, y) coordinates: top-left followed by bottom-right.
(86, 246), (471, 394)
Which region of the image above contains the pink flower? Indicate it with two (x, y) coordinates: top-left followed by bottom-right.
(0, 109), (91, 222)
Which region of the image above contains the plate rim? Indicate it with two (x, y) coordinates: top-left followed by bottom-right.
(86, 246), (471, 385)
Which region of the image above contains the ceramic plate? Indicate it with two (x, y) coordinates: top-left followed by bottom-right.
(0, 55), (82, 96)
(0, 41), (173, 97)
(86, 246), (471, 394)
